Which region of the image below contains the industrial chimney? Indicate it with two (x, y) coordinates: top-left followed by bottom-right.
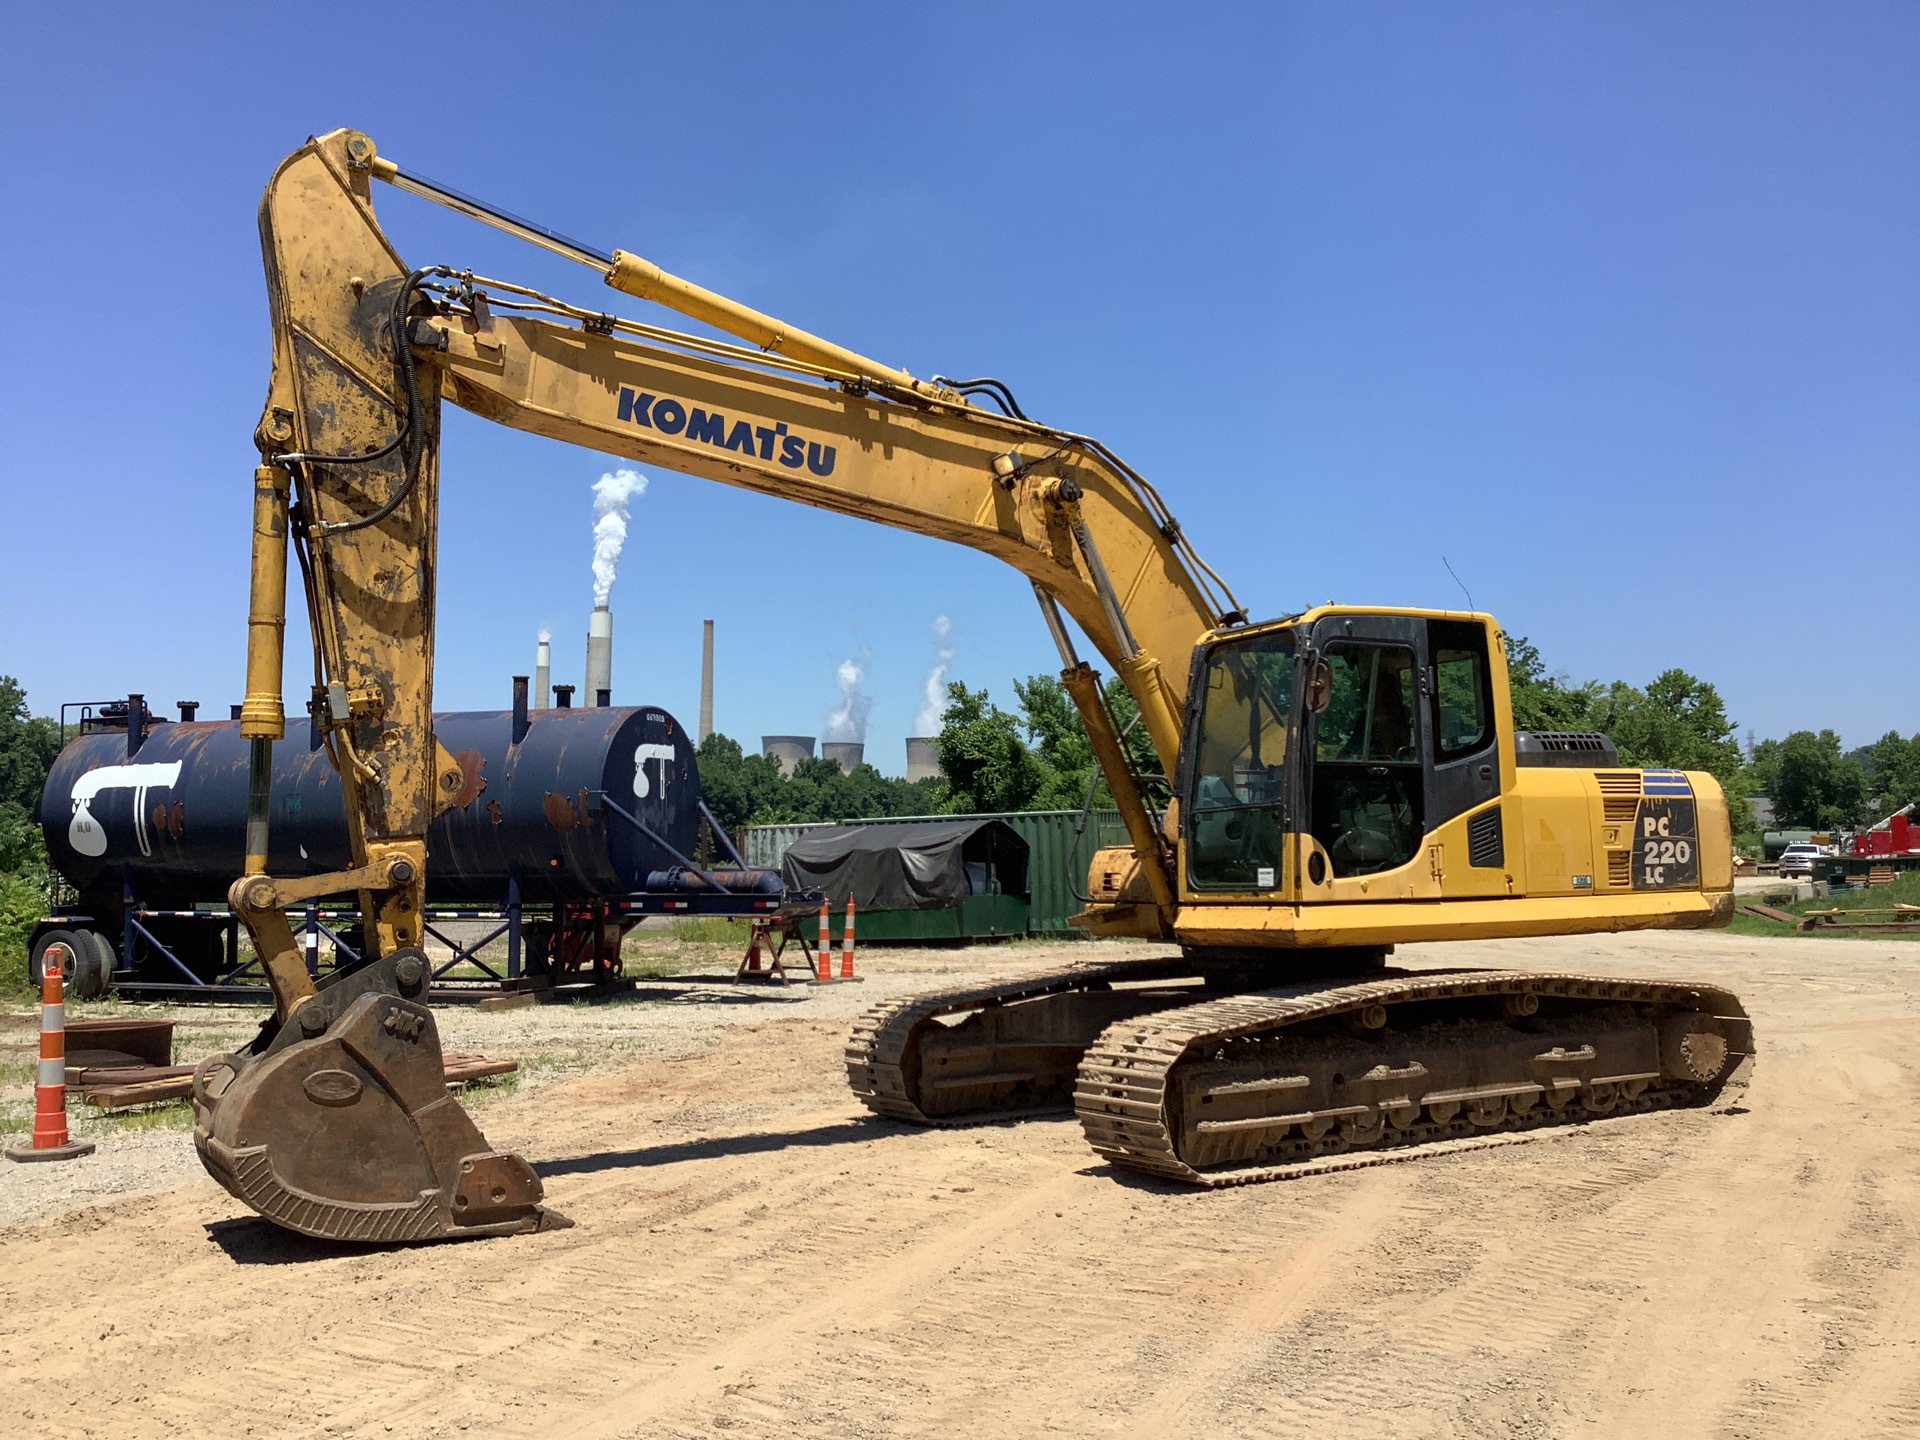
(534, 636), (551, 711)
(905, 737), (940, 782)
(585, 605), (612, 707)
(699, 618), (714, 742)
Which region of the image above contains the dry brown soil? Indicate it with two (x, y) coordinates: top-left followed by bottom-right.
(3, 930), (1919, 1439)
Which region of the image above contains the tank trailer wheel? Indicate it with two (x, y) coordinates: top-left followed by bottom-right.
(30, 928), (111, 1000)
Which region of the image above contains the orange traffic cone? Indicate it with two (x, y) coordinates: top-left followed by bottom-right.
(6, 955), (95, 1163)
(839, 897), (857, 979)
(816, 901), (832, 983)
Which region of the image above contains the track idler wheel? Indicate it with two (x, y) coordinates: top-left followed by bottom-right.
(192, 985), (565, 1243)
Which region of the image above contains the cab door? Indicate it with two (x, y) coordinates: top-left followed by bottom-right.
(1422, 617), (1509, 896)
(1300, 615), (1429, 902)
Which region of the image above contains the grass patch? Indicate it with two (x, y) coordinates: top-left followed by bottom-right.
(1728, 869), (1920, 941)
(660, 916), (750, 945)
(81, 1100), (194, 1133)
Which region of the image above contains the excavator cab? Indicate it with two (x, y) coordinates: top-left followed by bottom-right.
(1180, 609), (1508, 902)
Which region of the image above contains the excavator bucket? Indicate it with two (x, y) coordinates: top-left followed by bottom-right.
(192, 969), (565, 1243)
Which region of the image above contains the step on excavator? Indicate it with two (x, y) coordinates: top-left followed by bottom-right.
(190, 130), (1751, 1240)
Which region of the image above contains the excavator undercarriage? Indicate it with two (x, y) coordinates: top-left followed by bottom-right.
(848, 956), (1749, 1186)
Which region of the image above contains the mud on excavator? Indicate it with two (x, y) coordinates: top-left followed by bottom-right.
(190, 129), (1750, 1241)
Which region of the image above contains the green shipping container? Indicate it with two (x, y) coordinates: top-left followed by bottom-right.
(841, 809), (1127, 937)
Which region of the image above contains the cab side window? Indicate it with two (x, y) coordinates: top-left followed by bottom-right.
(1429, 620), (1493, 759)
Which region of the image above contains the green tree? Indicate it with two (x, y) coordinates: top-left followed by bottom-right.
(1011, 674), (1095, 809)
(777, 756), (946, 824)
(0, 676), (59, 873)
(1502, 634), (1599, 732)
(935, 682), (1044, 813)
(1746, 736), (1783, 803)
(1772, 729), (1869, 829)
(932, 673), (1164, 815)
(694, 731), (946, 832)
(0, 678), (60, 991)
(693, 732), (793, 833)
(1866, 731), (1920, 813)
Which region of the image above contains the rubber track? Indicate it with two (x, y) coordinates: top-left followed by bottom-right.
(845, 956), (1201, 1126)
(1075, 968), (1751, 1187)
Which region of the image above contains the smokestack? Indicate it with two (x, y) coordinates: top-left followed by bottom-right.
(511, 675), (530, 745)
(762, 735), (815, 777)
(822, 741), (864, 775)
(699, 619), (715, 742)
(177, 700), (200, 723)
(553, 684), (575, 709)
(905, 737), (940, 782)
(585, 605), (612, 707)
(534, 635), (551, 710)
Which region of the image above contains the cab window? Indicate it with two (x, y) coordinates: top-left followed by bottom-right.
(1429, 619), (1493, 758)
(1310, 643), (1423, 876)
(1186, 631), (1293, 890)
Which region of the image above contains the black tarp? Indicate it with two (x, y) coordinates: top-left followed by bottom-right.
(779, 818), (1030, 910)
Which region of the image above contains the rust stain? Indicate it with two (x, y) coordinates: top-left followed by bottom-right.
(451, 749), (488, 808)
(542, 792), (577, 833)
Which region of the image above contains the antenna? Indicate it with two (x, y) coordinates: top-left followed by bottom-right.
(1442, 556), (1475, 612)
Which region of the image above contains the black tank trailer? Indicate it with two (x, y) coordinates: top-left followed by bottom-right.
(31, 691), (792, 999)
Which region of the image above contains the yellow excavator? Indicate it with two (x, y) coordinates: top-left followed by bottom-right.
(190, 130), (1750, 1240)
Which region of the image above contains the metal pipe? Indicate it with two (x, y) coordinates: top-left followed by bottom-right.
(371, 157), (615, 269)
(594, 793), (726, 891)
(244, 738), (272, 877)
(698, 800), (749, 870)
(511, 676), (529, 745)
(1064, 510), (1141, 659)
(1032, 583), (1081, 668)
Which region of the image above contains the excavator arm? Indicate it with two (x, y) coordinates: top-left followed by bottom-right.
(193, 128), (1242, 1240)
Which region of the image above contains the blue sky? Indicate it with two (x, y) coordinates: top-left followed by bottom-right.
(2, 4), (1914, 768)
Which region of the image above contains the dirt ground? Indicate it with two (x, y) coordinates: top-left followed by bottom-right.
(3, 928), (1918, 1440)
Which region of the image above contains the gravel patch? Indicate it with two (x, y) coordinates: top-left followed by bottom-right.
(0, 938), (1151, 1223)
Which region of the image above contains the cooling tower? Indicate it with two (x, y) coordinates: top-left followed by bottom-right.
(905, 737), (941, 782)
(761, 735), (814, 777)
(822, 741), (864, 775)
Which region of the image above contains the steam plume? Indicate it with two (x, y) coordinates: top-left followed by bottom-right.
(913, 615), (954, 734)
(537, 626), (552, 643)
(591, 469), (648, 605)
(823, 655), (872, 743)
